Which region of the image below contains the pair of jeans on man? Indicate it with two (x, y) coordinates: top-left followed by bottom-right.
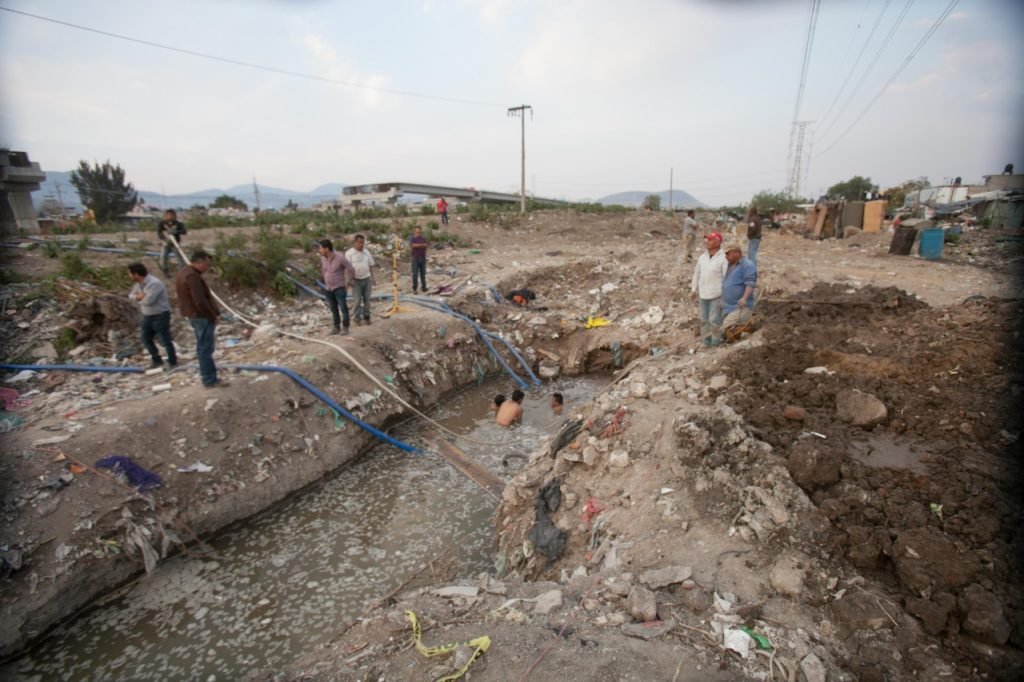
(326, 287), (350, 333)
(141, 311), (177, 367)
(189, 318), (218, 386)
(698, 297), (723, 346)
(351, 278), (372, 323)
(411, 259), (427, 292)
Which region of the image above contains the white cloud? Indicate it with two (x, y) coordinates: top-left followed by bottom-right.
(297, 31), (392, 108)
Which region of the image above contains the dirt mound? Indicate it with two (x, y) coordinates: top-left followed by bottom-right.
(725, 285), (1024, 678)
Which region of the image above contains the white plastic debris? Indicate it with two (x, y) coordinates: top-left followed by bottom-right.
(724, 627), (753, 658)
(177, 461), (213, 473)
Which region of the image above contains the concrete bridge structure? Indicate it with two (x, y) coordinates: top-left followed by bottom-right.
(339, 182), (567, 208)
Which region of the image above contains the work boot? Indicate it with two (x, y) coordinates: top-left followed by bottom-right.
(342, 326), (350, 336)
(149, 360), (163, 369)
(204, 380), (230, 389)
(364, 318), (372, 326)
(329, 327), (340, 336)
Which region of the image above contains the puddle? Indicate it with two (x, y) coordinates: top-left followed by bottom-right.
(850, 435), (931, 475)
(5, 375), (606, 681)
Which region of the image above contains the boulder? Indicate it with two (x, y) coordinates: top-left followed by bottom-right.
(906, 595), (953, 636)
(782, 405), (807, 421)
(836, 389), (887, 428)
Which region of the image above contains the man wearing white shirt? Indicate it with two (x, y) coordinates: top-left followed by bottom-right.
(345, 234), (376, 325)
(690, 232), (728, 347)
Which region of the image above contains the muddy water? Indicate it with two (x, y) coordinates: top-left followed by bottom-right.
(8, 376), (605, 681)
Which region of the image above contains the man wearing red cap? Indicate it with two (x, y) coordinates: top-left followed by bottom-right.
(690, 231), (728, 347)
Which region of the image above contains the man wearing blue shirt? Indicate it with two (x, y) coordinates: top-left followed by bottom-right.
(722, 243), (757, 339)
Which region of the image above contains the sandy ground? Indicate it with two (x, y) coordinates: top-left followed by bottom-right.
(2, 209), (1023, 680)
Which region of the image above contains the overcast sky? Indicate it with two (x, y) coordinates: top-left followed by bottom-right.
(1, 0), (1021, 205)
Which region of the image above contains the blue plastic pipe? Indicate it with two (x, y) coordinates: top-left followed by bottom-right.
(229, 364), (420, 454)
(0, 362), (420, 454)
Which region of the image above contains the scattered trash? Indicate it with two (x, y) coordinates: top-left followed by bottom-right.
(405, 610), (490, 682)
(5, 370), (36, 384)
(68, 463), (87, 474)
(724, 627), (753, 658)
(803, 366), (834, 375)
(640, 306), (664, 327)
(527, 481), (567, 565)
(224, 338), (242, 347)
(152, 383), (172, 393)
(144, 367), (164, 376)
(177, 461), (213, 473)
(581, 497), (606, 524)
(584, 316), (611, 329)
(0, 412), (25, 432)
(33, 434), (71, 446)
(600, 282), (619, 293)
(738, 625), (773, 650)
(95, 455), (162, 491)
(930, 502), (943, 521)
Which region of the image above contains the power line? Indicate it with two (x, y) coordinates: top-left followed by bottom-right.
(815, 0), (892, 135)
(791, 0), (823, 125)
(786, 0), (821, 196)
(817, 0), (916, 141)
(0, 5), (505, 108)
(814, 0), (960, 157)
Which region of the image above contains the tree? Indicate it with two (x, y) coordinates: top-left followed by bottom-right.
(827, 175), (879, 201)
(749, 190), (806, 214)
(883, 177), (930, 208)
(69, 160), (138, 223)
(211, 194), (248, 211)
(642, 194), (661, 210)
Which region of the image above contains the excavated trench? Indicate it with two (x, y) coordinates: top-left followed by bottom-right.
(4, 375), (606, 681)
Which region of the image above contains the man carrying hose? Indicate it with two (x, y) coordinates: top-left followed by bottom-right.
(156, 209), (187, 274)
(175, 250), (228, 388)
(317, 239), (356, 336)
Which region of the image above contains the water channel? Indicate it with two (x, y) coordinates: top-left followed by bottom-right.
(6, 375), (605, 681)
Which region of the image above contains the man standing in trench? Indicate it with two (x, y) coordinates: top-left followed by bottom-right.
(690, 232), (728, 347)
(175, 250), (228, 388)
(127, 262), (177, 369)
(346, 234), (376, 325)
(317, 239), (355, 335)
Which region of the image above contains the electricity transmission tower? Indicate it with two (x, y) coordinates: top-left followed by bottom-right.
(786, 121), (812, 197)
(507, 104), (532, 214)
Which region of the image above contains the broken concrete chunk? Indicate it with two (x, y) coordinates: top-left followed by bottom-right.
(800, 653), (827, 682)
(835, 389), (887, 428)
(621, 618), (674, 640)
(434, 585), (480, 599)
(648, 385), (674, 402)
(769, 553), (808, 598)
(626, 585), (658, 622)
(629, 382), (649, 399)
(609, 450), (630, 468)
(533, 589), (563, 615)
(640, 565), (693, 590)
(708, 374), (729, 390)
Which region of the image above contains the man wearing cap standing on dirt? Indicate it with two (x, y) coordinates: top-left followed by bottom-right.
(721, 242), (757, 340)
(682, 209), (700, 263)
(346, 234), (376, 325)
(690, 232), (728, 347)
(175, 250), (228, 388)
(318, 239), (356, 336)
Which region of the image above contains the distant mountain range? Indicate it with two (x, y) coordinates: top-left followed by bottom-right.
(596, 189), (706, 208)
(34, 171), (345, 213)
(32, 171), (707, 214)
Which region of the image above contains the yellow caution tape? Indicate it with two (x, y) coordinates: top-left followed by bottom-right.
(406, 610), (491, 682)
(584, 316), (611, 329)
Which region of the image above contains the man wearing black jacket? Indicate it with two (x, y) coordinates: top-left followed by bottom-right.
(157, 209), (187, 274)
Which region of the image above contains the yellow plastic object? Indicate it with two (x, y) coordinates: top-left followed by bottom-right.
(406, 610), (491, 681)
(584, 316), (611, 329)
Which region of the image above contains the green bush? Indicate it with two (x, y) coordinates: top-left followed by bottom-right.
(54, 327), (78, 359)
(271, 271), (297, 298)
(59, 252), (92, 279)
(43, 240), (62, 258)
(419, 204), (436, 216)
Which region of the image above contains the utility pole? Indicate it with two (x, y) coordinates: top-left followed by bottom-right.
(253, 176), (262, 213)
(669, 168), (674, 212)
(507, 104), (532, 214)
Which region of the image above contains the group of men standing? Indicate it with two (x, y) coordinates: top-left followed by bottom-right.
(689, 226), (758, 348)
(317, 234), (377, 335)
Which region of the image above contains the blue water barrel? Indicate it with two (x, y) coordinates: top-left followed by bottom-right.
(919, 228), (944, 260)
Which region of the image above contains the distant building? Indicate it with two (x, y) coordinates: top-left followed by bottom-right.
(1, 150), (47, 234)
